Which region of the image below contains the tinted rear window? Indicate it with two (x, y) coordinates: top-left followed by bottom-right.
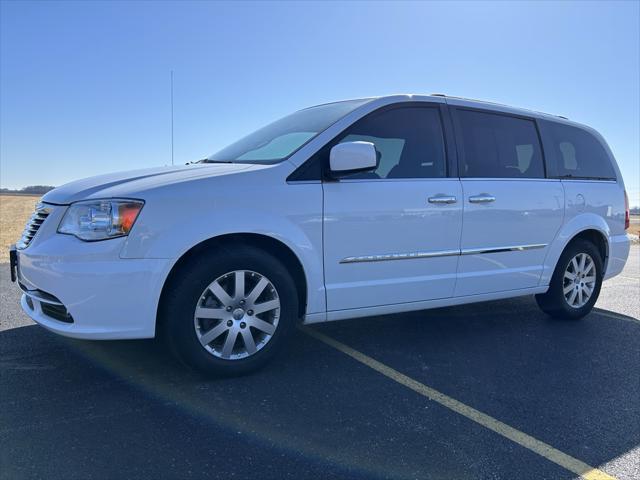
(457, 110), (545, 179)
(541, 121), (616, 180)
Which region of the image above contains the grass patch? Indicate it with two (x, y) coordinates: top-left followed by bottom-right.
(0, 195), (40, 262)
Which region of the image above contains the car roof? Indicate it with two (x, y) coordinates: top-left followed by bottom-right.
(322, 93), (587, 126)
(309, 94), (592, 131)
(396, 93), (571, 120)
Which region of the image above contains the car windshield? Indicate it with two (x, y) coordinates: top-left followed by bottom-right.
(207, 99), (370, 163)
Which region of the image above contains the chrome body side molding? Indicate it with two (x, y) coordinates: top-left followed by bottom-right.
(460, 244), (547, 256)
(340, 244), (547, 264)
(340, 249), (459, 264)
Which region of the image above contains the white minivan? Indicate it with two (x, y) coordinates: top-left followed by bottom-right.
(10, 94), (631, 375)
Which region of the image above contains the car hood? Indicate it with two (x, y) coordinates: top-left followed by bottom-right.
(42, 163), (256, 205)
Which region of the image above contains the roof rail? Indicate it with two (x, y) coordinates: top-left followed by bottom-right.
(429, 93), (568, 120)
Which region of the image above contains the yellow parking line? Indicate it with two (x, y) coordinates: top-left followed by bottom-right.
(302, 327), (618, 480)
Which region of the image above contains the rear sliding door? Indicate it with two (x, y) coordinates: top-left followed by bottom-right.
(450, 106), (564, 296)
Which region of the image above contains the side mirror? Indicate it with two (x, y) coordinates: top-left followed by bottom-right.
(329, 141), (378, 177)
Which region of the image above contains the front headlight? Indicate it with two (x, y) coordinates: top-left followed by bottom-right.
(58, 199), (144, 241)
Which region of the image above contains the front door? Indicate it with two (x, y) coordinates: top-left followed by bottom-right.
(322, 104), (463, 312)
(451, 107), (564, 296)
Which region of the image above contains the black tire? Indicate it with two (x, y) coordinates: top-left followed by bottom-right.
(535, 239), (603, 320)
(160, 245), (298, 376)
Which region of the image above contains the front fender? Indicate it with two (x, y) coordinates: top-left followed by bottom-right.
(120, 176), (325, 315)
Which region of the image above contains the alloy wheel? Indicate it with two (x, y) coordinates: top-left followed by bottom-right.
(562, 253), (596, 309)
(193, 270), (280, 360)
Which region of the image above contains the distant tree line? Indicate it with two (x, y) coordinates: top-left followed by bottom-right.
(0, 185), (55, 195)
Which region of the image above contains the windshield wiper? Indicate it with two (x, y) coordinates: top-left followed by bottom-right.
(198, 159), (234, 164)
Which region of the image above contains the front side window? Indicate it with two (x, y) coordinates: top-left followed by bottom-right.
(457, 110), (545, 179)
(542, 121), (616, 180)
(335, 107), (447, 179)
(207, 99), (370, 163)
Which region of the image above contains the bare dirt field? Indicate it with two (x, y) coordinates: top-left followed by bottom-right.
(0, 194), (40, 261)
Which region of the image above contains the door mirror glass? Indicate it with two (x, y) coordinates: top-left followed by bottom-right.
(329, 141), (378, 176)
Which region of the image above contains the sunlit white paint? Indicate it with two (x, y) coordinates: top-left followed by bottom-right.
(16, 94), (630, 339)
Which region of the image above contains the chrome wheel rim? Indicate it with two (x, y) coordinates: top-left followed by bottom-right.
(563, 253), (596, 309)
(194, 270), (280, 360)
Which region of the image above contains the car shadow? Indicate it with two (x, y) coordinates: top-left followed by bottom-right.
(1, 298), (638, 480)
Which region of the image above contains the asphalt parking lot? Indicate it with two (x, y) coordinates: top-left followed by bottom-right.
(1, 246), (638, 480)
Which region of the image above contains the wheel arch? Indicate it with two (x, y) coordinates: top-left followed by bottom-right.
(156, 233), (309, 334)
(566, 229), (608, 267)
(541, 213), (611, 286)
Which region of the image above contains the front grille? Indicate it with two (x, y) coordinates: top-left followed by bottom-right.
(16, 203), (51, 249)
(41, 303), (74, 323)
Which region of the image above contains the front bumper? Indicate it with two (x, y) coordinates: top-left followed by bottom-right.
(16, 230), (172, 340)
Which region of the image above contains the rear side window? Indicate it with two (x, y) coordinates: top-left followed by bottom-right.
(456, 110), (545, 179)
(336, 107), (447, 179)
(541, 121), (616, 180)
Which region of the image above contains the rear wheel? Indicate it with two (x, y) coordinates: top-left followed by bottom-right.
(161, 246), (298, 376)
(535, 239), (603, 320)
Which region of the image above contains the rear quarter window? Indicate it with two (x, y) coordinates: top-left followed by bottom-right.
(540, 121), (616, 180)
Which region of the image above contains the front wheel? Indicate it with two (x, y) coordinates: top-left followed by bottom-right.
(161, 246), (298, 376)
(535, 239), (603, 320)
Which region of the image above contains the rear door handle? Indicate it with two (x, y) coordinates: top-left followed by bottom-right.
(428, 195), (457, 204)
(469, 194), (495, 204)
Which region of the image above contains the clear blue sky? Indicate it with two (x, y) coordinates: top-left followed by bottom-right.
(1, 1), (638, 204)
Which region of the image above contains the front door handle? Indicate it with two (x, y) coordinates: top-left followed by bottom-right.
(469, 194), (496, 204)
(428, 195), (457, 204)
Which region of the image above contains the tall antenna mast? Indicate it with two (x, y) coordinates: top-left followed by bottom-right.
(170, 70), (174, 166)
